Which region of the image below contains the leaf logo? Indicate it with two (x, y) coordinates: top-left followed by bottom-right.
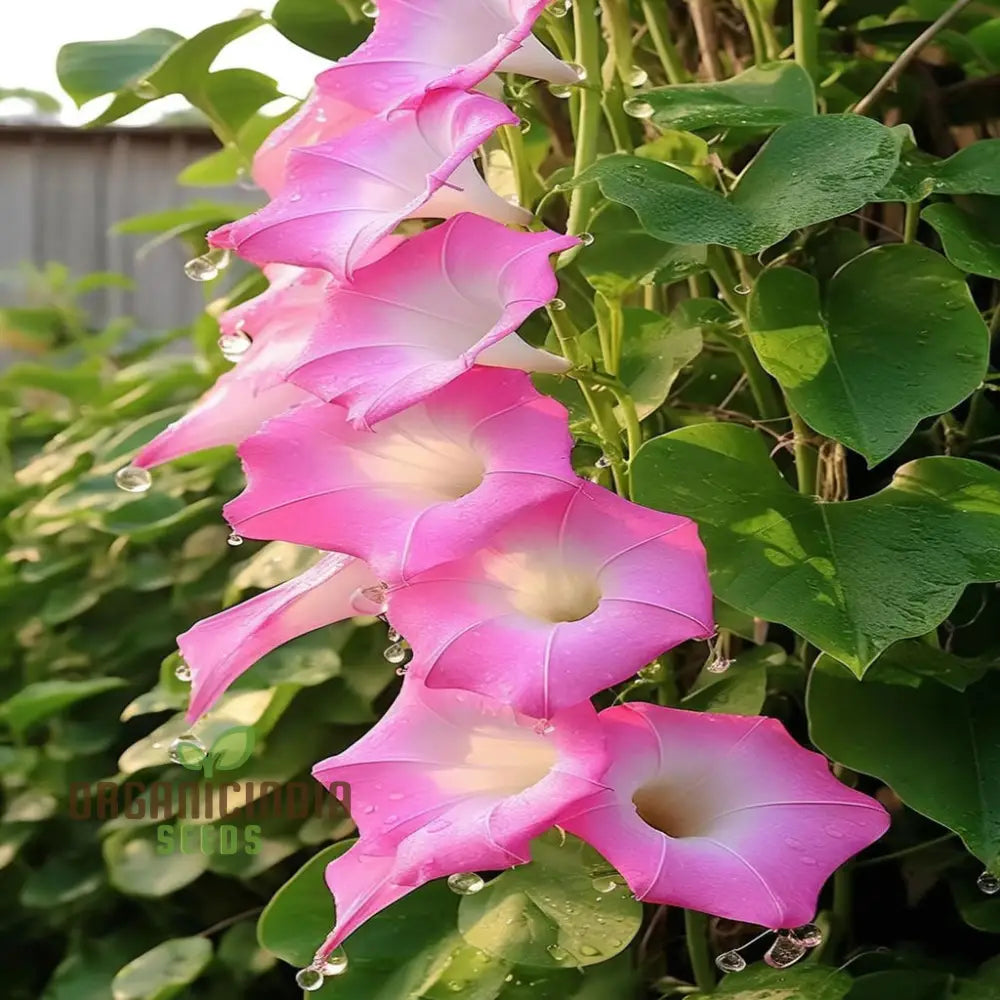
(178, 726), (256, 779)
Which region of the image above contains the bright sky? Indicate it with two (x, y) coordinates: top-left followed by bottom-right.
(0, 1), (329, 124)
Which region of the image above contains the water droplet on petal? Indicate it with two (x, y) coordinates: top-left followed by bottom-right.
(978, 871), (1000, 895)
(361, 0), (378, 15)
(578, 232), (595, 247)
(295, 966), (325, 991)
(387, 627), (401, 643)
(448, 872), (485, 895)
(708, 657), (733, 674)
(184, 248), (229, 282)
(716, 950), (747, 973)
(115, 465), (152, 493)
(623, 97), (654, 119)
(174, 659), (192, 683)
(764, 932), (807, 969)
(792, 923), (823, 948)
(627, 65), (649, 87)
(351, 583), (388, 615)
(134, 79), (159, 99)
(533, 719), (556, 735)
(227, 531), (244, 547)
(549, 297), (567, 311)
(319, 948), (349, 977)
(384, 642), (408, 665)
(567, 62), (587, 82)
(218, 329), (253, 361)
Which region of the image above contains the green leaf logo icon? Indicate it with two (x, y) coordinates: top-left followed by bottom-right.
(201, 726), (256, 779)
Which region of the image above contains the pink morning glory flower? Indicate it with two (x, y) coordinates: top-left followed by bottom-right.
(317, 0), (578, 117)
(208, 89), (530, 283)
(287, 213), (575, 428)
(224, 368), (577, 580)
(309, 678), (608, 956)
(387, 481), (714, 718)
(561, 703), (890, 928)
(178, 553), (379, 720)
(133, 264), (327, 469)
(253, 2), (576, 196)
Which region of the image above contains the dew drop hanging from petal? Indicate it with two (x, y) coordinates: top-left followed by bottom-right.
(447, 872), (485, 895)
(763, 932), (807, 969)
(351, 583), (388, 615)
(115, 465), (152, 493)
(295, 967), (325, 991)
(792, 923), (823, 948)
(319, 948), (349, 977)
(218, 328), (253, 361)
(715, 950), (746, 973)
(184, 248), (230, 282)
(227, 531), (244, 547)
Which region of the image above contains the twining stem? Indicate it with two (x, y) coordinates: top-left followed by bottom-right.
(789, 408), (819, 495)
(853, 0), (975, 115)
(563, 0), (604, 253)
(601, 0), (638, 90)
(707, 249), (784, 422)
(639, 0), (690, 83)
(498, 123), (534, 209)
(684, 909), (716, 992)
(792, 0), (820, 81)
(548, 306), (630, 496)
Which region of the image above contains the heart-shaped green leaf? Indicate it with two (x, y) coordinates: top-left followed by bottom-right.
(747, 245), (988, 464)
(877, 140), (1000, 201)
(922, 199), (1000, 278)
(271, 0), (372, 60)
(570, 116), (902, 253)
(808, 658), (1000, 873)
(691, 963), (852, 999)
(633, 423), (1000, 673)
(111, 937), (212, 1000)
(644, 61), (815, 132)
(457, 830), (641, 968)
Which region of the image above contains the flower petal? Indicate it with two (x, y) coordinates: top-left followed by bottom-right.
(287, 214), (575, 427)
(311, 679), (608, 878)
(209, 90), (528, 282)
(389, 482), (714, 716)
(316, 0), (576, 117)
(178, 553), (378, 720)
(561, 703), (890, 928)
(225, 368), (576, 579)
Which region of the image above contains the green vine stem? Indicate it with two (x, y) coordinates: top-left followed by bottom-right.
(640, 0), (690, 83)
(563, 0), (604, 256)
(601, 0), (638, 90)
(793, 0), (820, 81)
(684, 909), (716, 992)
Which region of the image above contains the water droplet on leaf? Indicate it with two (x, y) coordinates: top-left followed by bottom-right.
(978, 871), (1000, 895)
(168, 733), (207, 765)
(579, 232), (595, 246)
(134, 79), (159, 99)
(623, 97), (654, 119)
(546, 944), (570, 961)
(591, 877), (618, 893)
(627, 65), (649, 87)
(550, 297), (567, 311)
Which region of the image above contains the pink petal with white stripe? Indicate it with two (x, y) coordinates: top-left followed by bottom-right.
(287, 214), (574, 427)
(561, 703), (890, 928)
(208, 90), (529, 282)
(316, 0), (577, 117)
(225, 369), (576, 580)
(178, 553), (378, 720)
(309, 679), (607, 954)
(388, 481), (714, 717)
